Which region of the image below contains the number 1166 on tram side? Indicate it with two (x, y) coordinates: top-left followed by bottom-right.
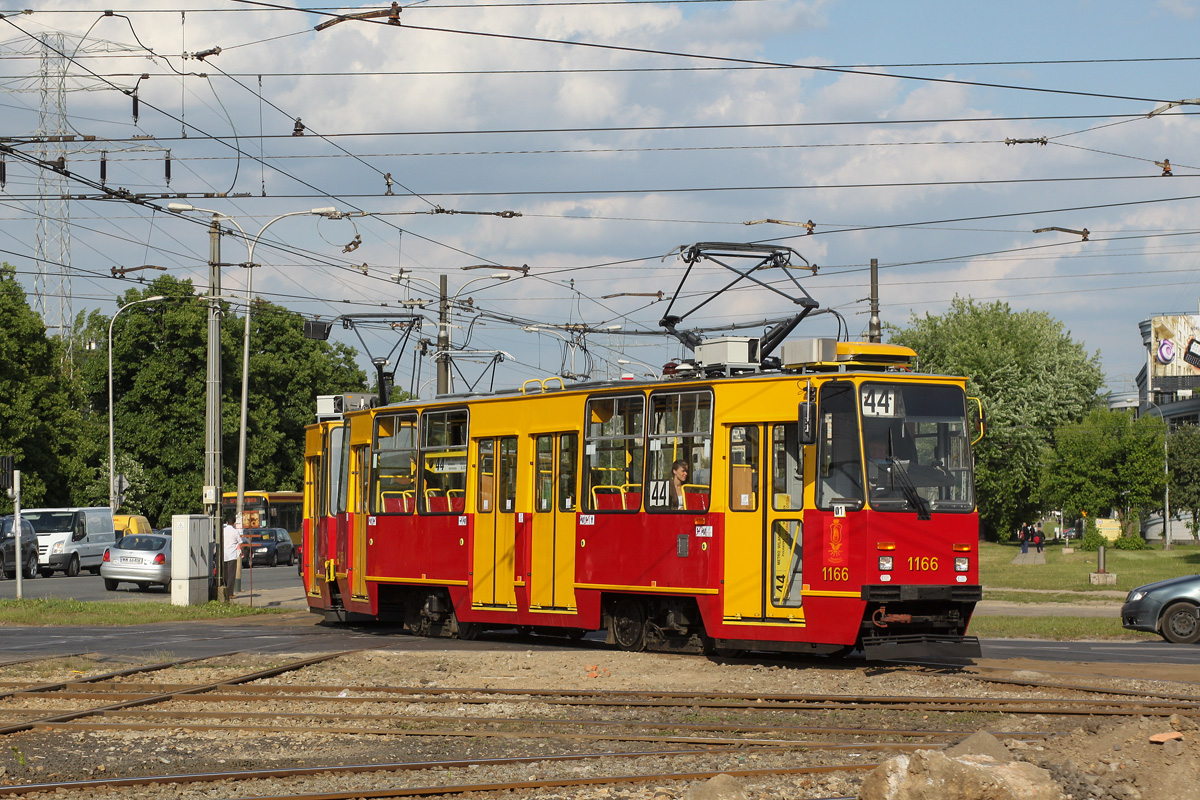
(300, 338), (984, 661)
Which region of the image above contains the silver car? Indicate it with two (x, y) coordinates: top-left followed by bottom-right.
(101, 534), (171, 591)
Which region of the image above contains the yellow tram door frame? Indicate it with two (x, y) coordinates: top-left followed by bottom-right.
(303, 424), (327, 597)
(721, 423), (765, 620)
(349, 442), (370, 601)
(762, 423), (805, 623)
(530, 432), (579, 612)
(472, 436), (518, 609)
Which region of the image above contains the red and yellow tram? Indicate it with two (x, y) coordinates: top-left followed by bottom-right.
(301, 338), (983, 659)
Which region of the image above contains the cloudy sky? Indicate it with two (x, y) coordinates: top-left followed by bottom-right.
(2, 0), (1199, 398)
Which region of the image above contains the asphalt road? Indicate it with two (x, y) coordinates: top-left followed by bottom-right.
(0, 561), (305, 607)
(3, 569), (1196, 669)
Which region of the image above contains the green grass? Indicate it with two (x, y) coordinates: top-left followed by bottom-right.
(967, 613), (1157, 641)
(0, 598), (289, 626)
(978, 541), (1200, 593)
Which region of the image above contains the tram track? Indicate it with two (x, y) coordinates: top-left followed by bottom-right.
(1, 648), (1194, 800)
(9, 682), (1194, 718)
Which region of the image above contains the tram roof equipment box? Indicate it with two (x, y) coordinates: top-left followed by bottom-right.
(779, 338), (838, 369)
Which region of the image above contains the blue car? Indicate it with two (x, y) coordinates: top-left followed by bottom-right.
(241, 527), (295, 567)
(1121, 575), (1200, 643)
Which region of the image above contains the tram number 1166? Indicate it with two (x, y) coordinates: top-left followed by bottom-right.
(822, 567), (849, 581)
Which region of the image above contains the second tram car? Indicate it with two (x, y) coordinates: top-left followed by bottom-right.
(301, 338), (983, 659)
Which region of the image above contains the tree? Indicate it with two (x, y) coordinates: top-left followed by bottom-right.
(74, 277), (367, 526)
(888, 297), (1104, 539)
(1041, 408), (1165, 534)
(0, 264), (82, 511)
(1169, 424), (1200, 543)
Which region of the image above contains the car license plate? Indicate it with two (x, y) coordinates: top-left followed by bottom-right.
(119, 557), (141, 564)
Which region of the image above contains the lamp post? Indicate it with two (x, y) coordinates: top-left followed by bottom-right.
(108, 294), (165, 513)
(167, 204), (340, 539)
(395, 271), (511, 395)
(617, 357), (661, 378)
(1144, 399), (1171, 550)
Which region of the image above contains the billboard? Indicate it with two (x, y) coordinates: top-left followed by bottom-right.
(1149, 315), (1200, 378)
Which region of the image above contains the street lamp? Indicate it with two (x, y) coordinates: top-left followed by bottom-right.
(1144, 399), (1172, 549)
(167, 203), (342, 534)
(109, 294), (165, 513)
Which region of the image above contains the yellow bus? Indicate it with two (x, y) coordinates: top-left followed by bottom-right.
(221, 491), (303, 536)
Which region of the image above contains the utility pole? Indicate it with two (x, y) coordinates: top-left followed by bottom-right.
(437, 274), (450, 395)
(868, 258), (882, 343)
(33, 33), (72, 363)
(12, 470), (23, 599)
(203, 217), (222, 595)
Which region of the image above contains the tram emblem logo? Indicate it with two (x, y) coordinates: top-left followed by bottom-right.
(825, 518), (847, 566)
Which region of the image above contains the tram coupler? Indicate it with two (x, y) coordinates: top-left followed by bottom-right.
(871, 607), (913, 626)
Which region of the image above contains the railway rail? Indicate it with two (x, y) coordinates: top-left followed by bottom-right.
(0, 649), (1194, 800)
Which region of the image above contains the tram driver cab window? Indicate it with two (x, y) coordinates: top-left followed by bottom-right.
(816, 383), (864, 509)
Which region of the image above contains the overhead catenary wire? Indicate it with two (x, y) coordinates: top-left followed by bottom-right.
(233, 0), (1178, 107)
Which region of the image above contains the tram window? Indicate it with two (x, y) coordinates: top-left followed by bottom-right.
(478, 439), (495, 513)
(336, 427), (352, 514)
(771, 424), (803, 511)
(327, 424), (349, 516)
(421, 409), (469, 514)
(559, 433), (578, 512)
(646, 391), (713, 512)
(535, 436), (553, 513)
(498, 437), (518, 513)
(372, 413), (417, 515)
(816, 383), (864, 509)
(583, 395), (644, 512)
(729, 426), (758, 512)
(771, 519), (803, 608)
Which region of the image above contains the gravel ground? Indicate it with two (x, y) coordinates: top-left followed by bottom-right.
(1, 648), (1198, 800)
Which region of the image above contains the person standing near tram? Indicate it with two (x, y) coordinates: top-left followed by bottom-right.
(221, 513), (241, 602)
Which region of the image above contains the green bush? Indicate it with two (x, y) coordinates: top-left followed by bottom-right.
(1112, 533), (1150, 550)
(1079, 517), (1106, 551)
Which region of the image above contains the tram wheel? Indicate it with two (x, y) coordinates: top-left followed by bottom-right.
(457, 621), (480, 641)
(610, 597), (646, 652)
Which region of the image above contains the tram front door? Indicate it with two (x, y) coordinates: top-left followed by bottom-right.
(723, 423), (805, 622)
(529, 433), (579, 611)
(473, 436), (518, 609)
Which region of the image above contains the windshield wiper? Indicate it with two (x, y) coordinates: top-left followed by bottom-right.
(887, 430), (931, 520)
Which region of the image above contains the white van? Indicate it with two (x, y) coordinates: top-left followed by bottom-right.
(22, 507), (116, 577)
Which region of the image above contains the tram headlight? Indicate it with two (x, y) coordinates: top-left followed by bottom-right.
(954, 557), (969, 572)
(878, 556), (893, 571)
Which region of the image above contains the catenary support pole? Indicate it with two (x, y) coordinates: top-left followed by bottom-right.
(204, 217), (222, 599)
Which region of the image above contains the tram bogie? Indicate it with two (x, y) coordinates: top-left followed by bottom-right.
(301, 338), (984, 660)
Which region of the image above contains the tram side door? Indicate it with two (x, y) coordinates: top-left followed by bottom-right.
(763, 423), (805, 621)
(530, 433), (579, 611)
(721, 423), (805, 622)
(303, 429), (324, 596)
(472, 436), (518, 609)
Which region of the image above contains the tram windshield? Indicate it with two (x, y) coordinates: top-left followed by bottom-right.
(817, 382), (974, 513)
(860, 382), (974, 513)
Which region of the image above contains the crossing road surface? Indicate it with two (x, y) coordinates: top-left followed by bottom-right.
(2, 571), (1195, 668)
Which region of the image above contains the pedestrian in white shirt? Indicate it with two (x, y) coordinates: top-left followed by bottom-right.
(222, 516), (240, 602)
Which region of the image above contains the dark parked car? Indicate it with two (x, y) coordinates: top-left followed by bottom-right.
(1121, 575), (1200, 643)
(1, 515), (39, 580)
(241, 527), (294, 567)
